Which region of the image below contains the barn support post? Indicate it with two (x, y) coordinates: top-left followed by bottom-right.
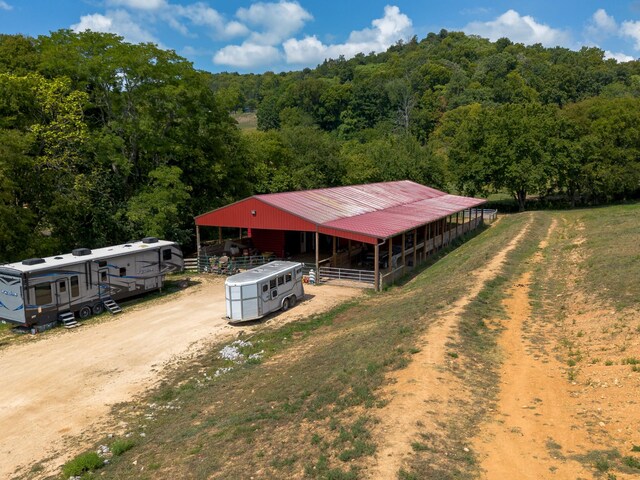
(455, 211), (459, 238)
(388, 237), (393, 273)
(332, 236), (337, 267)
(196, 225), (201, 266)
(218, 227), (222, 244)
(424, 223), (429, 257)
(374, 242), (380, 291)
(348, 239), (352, 265)
(412, 228), (417, 269)
(481, 208), (484, 225)
(401, 232), (406, 274)
(315, 230), (320, 283)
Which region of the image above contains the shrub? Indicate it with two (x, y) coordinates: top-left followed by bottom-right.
(62, 451), (103, 477)
(111, 438), (136, 456)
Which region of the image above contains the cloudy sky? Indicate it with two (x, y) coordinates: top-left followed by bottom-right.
(0, 1), (638, 72)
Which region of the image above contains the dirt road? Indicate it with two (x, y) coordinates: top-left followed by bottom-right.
(365, 217), (532, 479)
(0, 276), (362, 479)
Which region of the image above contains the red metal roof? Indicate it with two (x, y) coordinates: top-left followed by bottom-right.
(196, 180), (485, 243)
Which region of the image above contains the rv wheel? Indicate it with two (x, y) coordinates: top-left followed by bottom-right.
(93, 302), (104, 315)
(78, 306), (92, 319)
(282, 298), (290, 311)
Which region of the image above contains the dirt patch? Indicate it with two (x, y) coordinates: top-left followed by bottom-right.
(364, 216), (533, 479)
(0, 277), (362, 479)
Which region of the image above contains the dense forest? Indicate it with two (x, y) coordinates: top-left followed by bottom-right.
(1, 29), (639, 262)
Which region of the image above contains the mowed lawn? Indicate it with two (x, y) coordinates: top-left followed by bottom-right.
(44, 203), (639, 480)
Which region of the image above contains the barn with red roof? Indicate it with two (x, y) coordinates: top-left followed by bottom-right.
(195, 181), (487, 290)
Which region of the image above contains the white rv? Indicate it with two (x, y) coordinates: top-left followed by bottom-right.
(0, 237), (183, 331)
(225, 261), (304, 323)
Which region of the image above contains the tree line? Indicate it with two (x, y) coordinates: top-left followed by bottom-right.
(1, 29), (639, 262)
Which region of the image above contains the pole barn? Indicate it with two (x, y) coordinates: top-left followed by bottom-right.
(195, 181), (486, 290)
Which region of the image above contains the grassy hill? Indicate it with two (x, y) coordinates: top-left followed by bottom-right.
(44, 203), (640, 480)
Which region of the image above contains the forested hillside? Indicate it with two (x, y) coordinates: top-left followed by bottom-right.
(1, 29), (639, 262)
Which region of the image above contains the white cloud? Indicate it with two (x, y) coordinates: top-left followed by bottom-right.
(213, 43), (281, 68)
(585, 8), (617, 40)
(236, 1), (312, 45)
(169, 3), (249, 39)
(106, 0), (167, 10)
(71, 10), (160, 45)
(464, 9), (571, 47)
(283, 5), (412, 65)
(0, 1), (12, 11)
(604, 50), (634, 62)
(621, 20), (640, 50)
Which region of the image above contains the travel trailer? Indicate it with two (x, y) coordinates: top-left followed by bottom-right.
(225, 261), (304, 323)
(0, 238), (183, 331)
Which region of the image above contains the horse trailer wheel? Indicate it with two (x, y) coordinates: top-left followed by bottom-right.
(289, 295), (297, 306)
(282, 298), (290, 311)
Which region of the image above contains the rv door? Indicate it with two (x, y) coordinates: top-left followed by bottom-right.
(55, 278), (71, 311)
(98, 268), (110, 297)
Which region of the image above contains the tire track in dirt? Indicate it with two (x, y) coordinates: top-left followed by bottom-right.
(474, 218), (597, 479)
(365, 216), (533, 479)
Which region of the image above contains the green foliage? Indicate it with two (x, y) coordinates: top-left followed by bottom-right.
(110, 438), (136, 456)
(62, 451), (103, 478)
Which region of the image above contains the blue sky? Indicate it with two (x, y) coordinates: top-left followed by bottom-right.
(0, 1), (639, 73)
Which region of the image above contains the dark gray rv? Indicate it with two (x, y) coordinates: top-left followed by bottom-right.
(0, 238), (183, 331)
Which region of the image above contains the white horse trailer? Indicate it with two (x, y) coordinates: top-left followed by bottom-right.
(225, 261), (304, 323)
(0, 237), (183, 331)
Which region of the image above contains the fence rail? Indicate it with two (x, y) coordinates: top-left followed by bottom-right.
(318, 266), (376, 286)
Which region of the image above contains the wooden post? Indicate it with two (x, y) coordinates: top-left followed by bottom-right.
(348, 239), (352, 265)
(424, 223), (429, 257)
(332, 236), (337, 267)
(218, 226), (222, 244)
(388, 237), (393, 273)
(481, 207), (484, 224)
(374, 242), (380, 291)
(196, 225), (201, 267)
(315, 230), (320, 282)
(401, 232), (406, 274)
(412, 228), (417, 269)
(239, 228), (242, 239)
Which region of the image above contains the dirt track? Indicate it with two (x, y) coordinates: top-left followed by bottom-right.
(0, 276), (362, 479)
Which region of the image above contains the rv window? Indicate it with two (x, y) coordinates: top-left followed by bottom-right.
(70, 276), (79, 297)
(269, 279), (276, 289)
(59, 280), (67, 293)
(101, 271), (108, 282)
(285, 272), (292, 283)
(162, 249), (172, 261)
(119, 267), (127, 277)
(262, 284), (268, 293)
(35, 283), (52, 305)
(278, 275), (284, 286)
(98, 260), (107, 268)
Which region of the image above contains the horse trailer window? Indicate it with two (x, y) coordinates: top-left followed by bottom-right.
(70, 276), (80, 297)
(271, 290), (277, 299)
(285, 272), (292, 283)
(262, 284), (268, 293)
(278, 275), (284, 286)
(270, 279), (276, 289)
(35, 284), (52, 305)
(163, 249), (172, 260)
